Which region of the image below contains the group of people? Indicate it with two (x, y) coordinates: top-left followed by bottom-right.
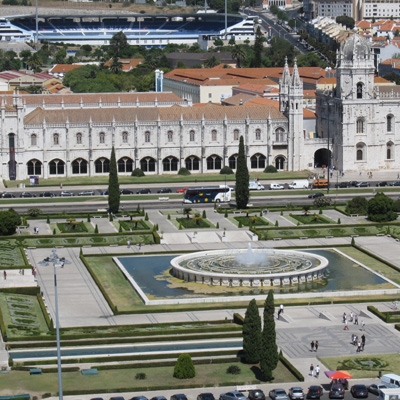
(351, 333), (366, 352)
(310, 340), (319, 352)
(33, 227), (40, 234)
(309, 363), (320, 377)
(343, 311), (365, 331)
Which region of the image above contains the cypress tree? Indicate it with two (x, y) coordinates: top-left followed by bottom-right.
(260, 290), (279, 381)
(242, 299), (262, 364)
(236, 135), (249, 209)
(108, 146), (120, 214)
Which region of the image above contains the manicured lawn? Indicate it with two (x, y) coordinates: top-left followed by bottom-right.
(290, 214), (334, 224)
(0, 239), (26, 268)
(57, 221), (88, 233)
(0, 361), (298, 397)
(176, 217), (212, 229)
(234, 216), (269, 227)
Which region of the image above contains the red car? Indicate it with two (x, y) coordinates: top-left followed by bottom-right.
(176, 188), (187, 193)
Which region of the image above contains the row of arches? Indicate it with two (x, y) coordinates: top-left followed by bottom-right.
(27, 153), (287, 175)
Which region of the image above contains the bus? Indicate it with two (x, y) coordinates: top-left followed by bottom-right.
(183, 186), (232, 203)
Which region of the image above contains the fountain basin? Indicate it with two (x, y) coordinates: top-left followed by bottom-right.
(171, 248), (329, 287)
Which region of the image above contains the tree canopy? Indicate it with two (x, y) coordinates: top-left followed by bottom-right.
(0, 209), (21, 236)
(235, 135), (249, 209)
(242, 299), (262, 364)
(367, 192), (398, 222)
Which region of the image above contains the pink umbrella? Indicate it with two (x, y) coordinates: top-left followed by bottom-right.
(325, 370), (352, 379)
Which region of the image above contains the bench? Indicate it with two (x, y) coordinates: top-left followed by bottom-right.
(376, 233), (385, 237)
(273, 238), (282, 241)
(81, 368), (98, 376)
(233, 211), (241, 215)
(0, 394), (30, 400)
(325, 236), (334, 239)
(97, 209), (107, 213)
(236, 385), (257, 392)
(158, 197), (169, 201)
(29, 368), (42, 375)
(109, 244), (119, 247)
(350, 214), (359, 217)
(300, 236), (308, 240)
(351, 234), (359, 238)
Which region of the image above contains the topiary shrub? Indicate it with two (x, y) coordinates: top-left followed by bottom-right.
(264, 165), (278, 173)
(338, 218), (341, 224)
(226, 365), (241, 375)
(94, 224), (99, 234)
(168, 214), (171, 220)
(202, 210), (206, 218)
(220, 165), (234, 175)
(173, 353), (195, 379)
(178, 168), (191, 176)
(135, 372), (146, 380)
(216, 222), (219, 229)
(224, 210), (228, 218)
(131, 168), (145, 177)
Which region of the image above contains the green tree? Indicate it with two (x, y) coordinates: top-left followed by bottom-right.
(260, 290), (279, 381)
(367, 192), (398, 222)
(26, 53), (42, 70)
(108, 146), (120, 214)
(109, 57), (123, 74)
(242, 299), (262, 364)
(345, 197), (368, 215)
(173, 353), (196, 379)
(109, 31), (129, 58)
(204, 55), (220, 68)
(252, 26), (264, 68)
(336, 15), (355, 29)
(231, 45), (247, 68)
(0, 209), (21, 235)
(235, 135), (249, 209)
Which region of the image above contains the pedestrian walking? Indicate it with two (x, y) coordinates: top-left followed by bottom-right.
(127, 240), (131, 248)
(310, 363), (314, 376)
(3, 270), (6, 280)
(361, 334), (366, 350)
(344, 319), (349, 330)
(350, 312), (353, 322)
(315, 340), (319, 352)
(280, 304), (284, 314)
(315, 365), (320, 378)
(357, 340), (362, 352)
(310, 340), (315, 351)
(361, 320), (365, 331)
(343, 312), (347, 323)
(354, 314), (358, 324)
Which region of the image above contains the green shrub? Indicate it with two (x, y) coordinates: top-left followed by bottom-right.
(224, 210), (228, 218)
(178, 168), (191, 176)
(202, 210), (206, 218)
(94, 224), (98, 234)
(338, 218), (341, 224)
(145, 213), (149, 221)
(173, 353), (195, 379)
(131, 168), (145, 177)
(87, 214), (91, 222)
(238, 221), (243, 228)
(226, 365), (241, 375)
(275, 220), (279, 227)
(135, 372), (146, 380)
(216, 222), (219, 229)
(46, 216), (50, 223)
(168, 214), (171, 220)
(264, 165), (278, 173)
(220, 166), (234, 175)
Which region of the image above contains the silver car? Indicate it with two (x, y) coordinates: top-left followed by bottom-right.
(220, 392), (247, 400)
(269, 389), (289, 400)
(289, 388), (305, 400)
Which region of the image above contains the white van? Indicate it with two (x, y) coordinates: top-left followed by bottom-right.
(270, 183), (285, 190)
(381, 374), (400, 388)
(379, 388), (400, 400)
(288, 179), (310, 189)
(249, 181), (265, 190)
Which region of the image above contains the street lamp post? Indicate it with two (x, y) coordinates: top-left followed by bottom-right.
(53, 256), (63, 400)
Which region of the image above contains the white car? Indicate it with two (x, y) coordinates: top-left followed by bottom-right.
(270, 183), (285, 190)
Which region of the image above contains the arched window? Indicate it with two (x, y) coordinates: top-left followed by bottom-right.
(356, 143), (365, 161)
(72, 158), (88, 174)
(145, 131), (151, 143)
(118, 157), (133, 173)
(185, 155), (200, 171)
(206, 155), (222, 170)
(275, 156), (286, 170)
(233, 129), (239, 141)
(49, 159), (65, 175)
(229, 154), (238, 170)
(99, 132), (105, 144)
(167, 130), (173, 142)
(189, 130), (195, 142)
(387, 115), (393, 133)
(30, 134), (37, 146)
(27, 159), (42, 175)
(251, 153), (266, 169)
(140, 157), (156, 172)
(76, 133), (82, 144)
(163, 156), (179, 172)
(94, 158), (110, 173)
(357, 83), (363, 99)
(275, 128), (286, 142)
(211, 129), (217, 141)
(53, 133), (59, 145)
(122, 131), (128, 143)
(387, 141), (394, 160)
(255, 128), (261, 140)
(356, 118), (364, 134)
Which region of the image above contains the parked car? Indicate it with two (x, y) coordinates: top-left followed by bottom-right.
(130, 397), (148, 400)
(270, 183), (285, 190)
(60, 191), (74, 197)
(348, 181), (358, 187)
(78, 190), (95, 196)
(120, 189), (134, 195)
(176, 187), (187, 193)
(100, 190), (108, 195)
(219, 391), (247, 400)
(1, 192), (15, 198)
(171, 395), (188, 400)
(306, 386), (323, 399)
(289, 387), (305, 400)
(331, 380), (348, 390)
(350, 384), (368, 398)
(329, 384), (345, 399)
(110, 397), (125, 400)
(137, 188), (151, 194)
(197, 394), (216, 400)
(249, 390), (266, 400)
(269, 389), (289, 400)
(390, 181), (400, 186)
(39, 191), (55, 197)
(356, 182), (370, 187)
(20, 192), (36, 198)
(335, 182), (349, 188)
(376, 181), (388, 187)
(308, 192), (324, 199)
(150, 397), (167, 400)
(367, 384), (386, 395)
(157, 188), (172, 193)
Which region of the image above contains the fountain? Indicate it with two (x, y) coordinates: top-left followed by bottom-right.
(171, 244), (329, 287)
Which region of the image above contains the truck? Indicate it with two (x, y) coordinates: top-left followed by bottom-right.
(249, 180), (265, 190)
(379, 388), (400, 400)
(312, 179), (329, 189)
(287, 179), (310, 189)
